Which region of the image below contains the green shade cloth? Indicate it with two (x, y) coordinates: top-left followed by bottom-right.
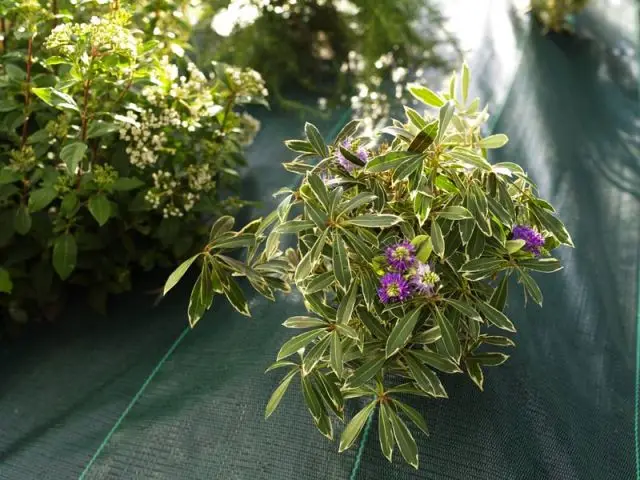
(0, 1), (638, 478)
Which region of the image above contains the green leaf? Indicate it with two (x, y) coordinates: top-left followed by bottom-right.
(88, 194), (111, 226)
(517, 257), (562, 273)
(275, 220), (315, 234)
(295, 230), (327, 284)
(52, 233), (77, 280)
(506, 239), (526, 253)
(265, 369), (298, 419)
(388, 404), (419, 468)
(0, 267), (13, 294)
(404, 106), (427, 129)
(436, 101), (454, 143)
(393, 399), (429, 435)
(442, 298), (482, 322)
(209, 215), (235, 240)
(386, 308), (422, 358)
(366, 151), (419, 173)
(86, 120), (119, 139)
(283, 316), (328, 329)
(447, 147), (492, 171)
(471, 352), (509, 367)
(468, 186), (491, 236)
(478, 134), (508, 149)
(412, 349), (462, 373)
(338, 400), (377, 452)
(431, 220), (444, 258)
(14, 205), (32, 235)
(307, 174), (330, 210)
(519, 269), (543, 306)
(223, 277), (251, 317)
(304, 122), (328, 158)
(460, 257), (509, 273)
(60, 142), (87, 173)
(302, 334), (331, 375)
(112, 177), (144, 191)
(490, 274), (509, 311)
(332, 233), (351, 290)
(416, 237), (433, 262)
(404, 353), (447, 398)
(265, 360), (298, 373)
(330, 331), (344, 378)
(465, 359), (484, 390)
(531, 205), (574, 247)
(164, 254), (200, 295)
(344, 214), (402, 228)
(0, 168), (21, 184)
(210, 233), (256, 250)
(284, 139), (314, 153)
(303, 272), (335, 294)
(28, 187), (57, 212)
(337, 280), (358, 324)
(413, 192), (432, 226)
(476, 301), (516, 332)
(339, 145), (366, 167)
(188, 267), (214, 327)
(461, 63), (470, 102)
(301, 375), (325, 422)
(346, 354), (386, 388)
(434, 307), (461, 361)
(379, 402), (395, 462)
(277, 329), (325, 360)
(480, 335), (515, 347)
(412, 325), (441, 344)
(336, 193), (377, 218)
(334, 119), (360, 145)
(31, 87), (80, 112)
(408, 84), (444, 107)
(437, 205), (472, 220)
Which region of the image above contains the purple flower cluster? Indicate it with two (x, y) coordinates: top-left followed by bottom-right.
(377, 240), (440, 304)
(337, 140), (369, 172)
(511, 225), (545, 256)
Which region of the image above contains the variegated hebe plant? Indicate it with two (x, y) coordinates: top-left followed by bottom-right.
(164, 65), (573, 468)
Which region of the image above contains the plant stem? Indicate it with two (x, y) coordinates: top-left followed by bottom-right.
(81, 80), (91, 141)
(0, 18), (6, 53)
(220, 92), (236, 133)
(52, 0), (58, 27)
(20, 36), (34, 148)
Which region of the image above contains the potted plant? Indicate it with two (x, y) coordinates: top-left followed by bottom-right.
(165, 64), (572, 467)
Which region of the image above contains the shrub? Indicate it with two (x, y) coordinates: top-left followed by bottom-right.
(201, 0), (459, 122)
(166, 65), (572, 467)
(531, 0), (589, 32)
(0, 0), (267, 327)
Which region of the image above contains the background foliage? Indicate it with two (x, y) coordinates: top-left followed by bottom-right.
(530, 0), (589, 32)
(0, 0), (266, 331)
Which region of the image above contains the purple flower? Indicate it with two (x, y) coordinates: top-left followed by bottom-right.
(337, 140), (369, 172)
(378, 272), (412, 304)
(511, 224), (545, 256)
(410, 262), (440, 296)
(385, 240), (416, 272)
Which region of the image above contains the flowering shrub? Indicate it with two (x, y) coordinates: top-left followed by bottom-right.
(0, 0), (266, 326)
(166, 65), (572, 467)
(531, 0), (589, 32)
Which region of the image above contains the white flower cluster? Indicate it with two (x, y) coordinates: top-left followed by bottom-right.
(145, 170), (183, 218)
(237, 113), (261, 146)
(45, 15), (138, 60)
(225, 65), (268, 98)
(187, 163), (214, 193)
(119, 108), (179, 168)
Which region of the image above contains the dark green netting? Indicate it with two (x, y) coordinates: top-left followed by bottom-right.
(1, 1), (639, 478)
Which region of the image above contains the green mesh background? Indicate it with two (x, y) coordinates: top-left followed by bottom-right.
(0, 1), (638, 479)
